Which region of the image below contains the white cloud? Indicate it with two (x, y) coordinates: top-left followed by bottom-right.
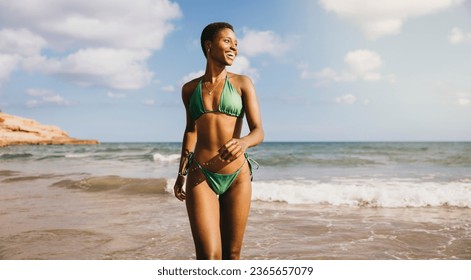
(23, 48), (153, 90)
(162, 85), (175, 92)
(435, 81), (471, 107)
(0, 54), (20, 85)
(449, 27), (471, 44)
(319, 0), (464, 39)
(107, 91), (126, 99)
(26, 88), (71, 107)
(27, 88), (55, 97)
(143, 99), (155, 106)
(304, 67), (356, 84)
(303, 49), (388, 85)
(301, 67), (331, 80)
(0, 0), (181, 50)
(0, 28), (47, 56)
(458, 98), (470, 106)
(335, 94), (357, 104)
(227, 55), (259, 80)
(180, 70), (205, 86)
(0, 28), (47, 84)
(238, 28), (292, 57)
(57, 48), (153, 90)
(0, 0), (181, 89)
(345, 50), (382, 77)
(456, 91), (471, 106)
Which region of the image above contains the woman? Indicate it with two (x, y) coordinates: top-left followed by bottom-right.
(173, 22), (264, 260)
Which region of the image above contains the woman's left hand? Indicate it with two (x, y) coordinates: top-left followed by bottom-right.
(173, 175), (186, 201)
(219, 138), (247, 161)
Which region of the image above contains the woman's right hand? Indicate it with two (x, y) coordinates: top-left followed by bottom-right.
(174, 175), (186, 201)
(219, 138), (247, 161)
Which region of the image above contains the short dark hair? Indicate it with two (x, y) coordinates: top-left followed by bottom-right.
(200, 22), (234, 57)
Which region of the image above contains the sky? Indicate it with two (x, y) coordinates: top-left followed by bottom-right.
(1, 0), (470, 142)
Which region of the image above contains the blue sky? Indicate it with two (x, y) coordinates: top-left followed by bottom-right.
(1, 0), (470, 142)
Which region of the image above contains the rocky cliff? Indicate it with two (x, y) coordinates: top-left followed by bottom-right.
(0, 112), (98, 147)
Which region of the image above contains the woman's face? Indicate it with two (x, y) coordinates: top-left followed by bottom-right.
(208, 28), (238, 66)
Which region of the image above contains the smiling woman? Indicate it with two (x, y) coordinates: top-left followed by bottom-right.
(173, 22), (264, 260)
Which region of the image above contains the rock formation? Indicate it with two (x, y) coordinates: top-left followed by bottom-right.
(0, 112), (98, 147)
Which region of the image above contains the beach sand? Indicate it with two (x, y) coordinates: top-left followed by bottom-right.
(1, 173), (469, 260)
(245, 203), (471, 259)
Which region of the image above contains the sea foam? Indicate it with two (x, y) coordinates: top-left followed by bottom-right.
(251, 178), (471, 208)
(153, 153), (180, 162)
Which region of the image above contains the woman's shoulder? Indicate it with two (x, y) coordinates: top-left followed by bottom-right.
(227, 72), (254, 89)
(182, 76), (202, 96)
(227, 72), (252, 83)
(227, 72), (254, 94)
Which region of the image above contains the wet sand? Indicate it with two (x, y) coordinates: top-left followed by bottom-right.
(1, 173), (470, 260)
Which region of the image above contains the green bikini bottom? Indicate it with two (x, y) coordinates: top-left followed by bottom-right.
(188, 153), (258, 195)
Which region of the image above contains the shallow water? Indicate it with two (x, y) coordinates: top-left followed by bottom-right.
(1, 142), (470, 259)
(1, 172), (469, 259)
(0, 175), (191, 259)
(245, 203), (471, 259)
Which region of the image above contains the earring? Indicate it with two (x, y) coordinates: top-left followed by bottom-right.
(207, 49), (210, 53)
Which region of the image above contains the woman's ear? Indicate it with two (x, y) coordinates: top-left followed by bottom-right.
(205, 41), (212, 53)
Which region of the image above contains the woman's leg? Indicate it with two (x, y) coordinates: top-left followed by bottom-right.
(219, 164), (252, 260)
(186, 170), (222, 260)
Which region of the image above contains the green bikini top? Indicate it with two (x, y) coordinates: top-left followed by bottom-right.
(189, 75), (244, 120)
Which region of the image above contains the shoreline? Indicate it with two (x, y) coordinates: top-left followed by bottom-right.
(0, 139), (99, 148)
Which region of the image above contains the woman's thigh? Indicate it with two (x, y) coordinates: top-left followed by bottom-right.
(219, 164), (252, 259)
(185, 169), (222, 259)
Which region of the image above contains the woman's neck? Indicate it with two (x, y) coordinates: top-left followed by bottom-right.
(204, 63), (227, 83)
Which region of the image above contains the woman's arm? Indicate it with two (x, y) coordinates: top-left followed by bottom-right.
(174, 82), (198, 201)
(240, 75), (264, 147)
(219, 75), (264, 160)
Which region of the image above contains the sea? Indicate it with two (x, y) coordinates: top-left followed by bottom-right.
(1, 142), (470, 259)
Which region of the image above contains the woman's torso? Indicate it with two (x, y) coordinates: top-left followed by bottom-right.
(186, 73), (245, 173)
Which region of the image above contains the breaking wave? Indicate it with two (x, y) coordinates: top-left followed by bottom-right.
(251, 178), (471, 208)
(51, 176), (170, 195)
